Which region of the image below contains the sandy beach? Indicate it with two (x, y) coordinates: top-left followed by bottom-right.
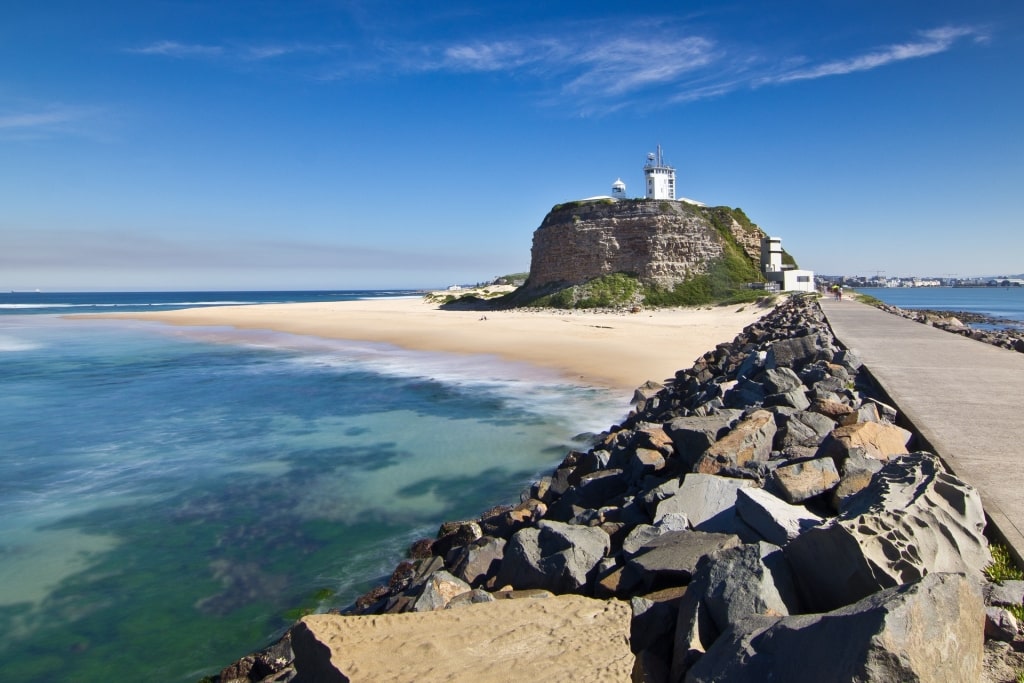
(86, 297), (775, 392)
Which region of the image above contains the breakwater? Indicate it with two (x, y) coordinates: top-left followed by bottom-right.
(216, 295), (1020, 682)
(868, 300), (1024, 353)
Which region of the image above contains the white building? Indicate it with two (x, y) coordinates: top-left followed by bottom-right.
(644, 145), (676, 200)
(611, 178), (627, 199)
(761, 236), (783, 275)
(761, 236), (815, 293)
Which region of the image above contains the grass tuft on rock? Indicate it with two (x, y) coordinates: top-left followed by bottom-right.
(986, 543), (1024, 583)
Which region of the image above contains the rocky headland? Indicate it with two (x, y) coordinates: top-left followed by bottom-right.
(506, 200), (769, 306)
(214, 294), (1024, 682)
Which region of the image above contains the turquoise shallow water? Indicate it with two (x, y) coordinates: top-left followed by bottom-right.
(0, 294), (627, 681)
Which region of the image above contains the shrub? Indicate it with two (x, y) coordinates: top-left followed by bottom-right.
(532, 273), (641, 309)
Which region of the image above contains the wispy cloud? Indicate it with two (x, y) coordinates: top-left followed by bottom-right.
(0, 110), (80, 129)
(0, 103), (107, 140)
(126, 40), (224, 58)
(127, 40), (343, 62)
(760, 26), (986, 85)
(125, 22), (988, 113)
(439, 40), (541, 72)
(564, 36), (715, 97)
(392, 29), (718, 111)
(426, 24), (987, 110)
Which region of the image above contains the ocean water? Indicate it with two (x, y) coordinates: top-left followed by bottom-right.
(0, 292), (629, 682)
(855, 286), (1024, 327)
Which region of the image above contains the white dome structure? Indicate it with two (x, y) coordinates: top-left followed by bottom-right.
(611, 178), (627, 200)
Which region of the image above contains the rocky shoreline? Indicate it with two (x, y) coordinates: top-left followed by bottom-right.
(214, 294), (1024, 682)
(868, 301), (1024, 353)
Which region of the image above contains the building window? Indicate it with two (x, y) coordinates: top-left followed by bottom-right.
(797, 276), (810, 283)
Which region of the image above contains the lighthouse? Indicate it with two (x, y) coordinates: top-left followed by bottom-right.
(644, 145), (676, 200)
(611, 178), (627, 200)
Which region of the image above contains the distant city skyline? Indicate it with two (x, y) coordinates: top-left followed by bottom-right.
(2, 1), (1021, 291)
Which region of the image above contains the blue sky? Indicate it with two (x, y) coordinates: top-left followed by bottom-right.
(2, 1), (1021, 290)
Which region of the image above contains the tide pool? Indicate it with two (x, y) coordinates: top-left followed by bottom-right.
(0, 308), (627, 681)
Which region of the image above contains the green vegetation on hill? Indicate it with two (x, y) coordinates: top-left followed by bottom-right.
(642, 251), (765, 307)
(527, 253), (765, 309)
(531, 273), (641, 309)
(550, 198), (615, 212)
(494, 272), (529, 285)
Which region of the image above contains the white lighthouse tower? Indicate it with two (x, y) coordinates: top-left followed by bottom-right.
(611, 178), (627, 200)
(644, 145), (676, 200)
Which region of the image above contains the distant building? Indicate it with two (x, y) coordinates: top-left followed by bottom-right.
(644, 145), (676, 200)
(761, 236), (815, 293)
(611, 178), (627, 200)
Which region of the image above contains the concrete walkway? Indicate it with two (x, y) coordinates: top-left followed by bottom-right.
(819, 296), (1024, 561)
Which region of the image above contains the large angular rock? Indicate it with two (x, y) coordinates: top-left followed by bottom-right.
(432, 520), (483, 558)
(446, 588), (497, 609)
(639, 478), (682, 519)
(734, 350), (767, 382)
(987, 579), (1024, 607)
(630, 587), (687, 654)
(545, 469), (627, 522)
(411, 570), (472, 612)
(621, 524), (670, 558)
(775, 410), (835, 449)
(762, 387), (810, 410)
(816, 421), (912, 462)
(625, 530), (741, 591)
(695, 542), (800, 631)
(448, 536), (506, 588)
(695, 410), (777, 474)
(573, 468), (629, 508)
(624, 448), (668, 482)
(654, 473), (754, 534)
(634, 422), (676, 456)
(760, 367), (803, 394)
(496, 520), (610, 594)
(664, 411), (741, 468)
(671, 542), (803, 679)
(480, 499), (545, 538)
(683, 572), (984, 683)
(768, 457), (840, 503)
(784, 453), (990, 612)
(293, 594), (634, 682)
(735, 488), (824, 546)
(830, 448), (884, 508)
(986, 606), (1019, 642)
(809, 398), (855, 422)
(723, 378), (766, 408)
(765, 335), (825, 371)
(838, 401), (881, 426)
(832, 348), (863, 372)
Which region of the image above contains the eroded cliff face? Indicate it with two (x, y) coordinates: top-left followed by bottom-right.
(520, 199), (765, 297)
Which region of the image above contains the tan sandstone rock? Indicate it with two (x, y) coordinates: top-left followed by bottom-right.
(291, 594), (634, 682)
(825, 420), (912, 461)
(696, 409), (776, 473)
